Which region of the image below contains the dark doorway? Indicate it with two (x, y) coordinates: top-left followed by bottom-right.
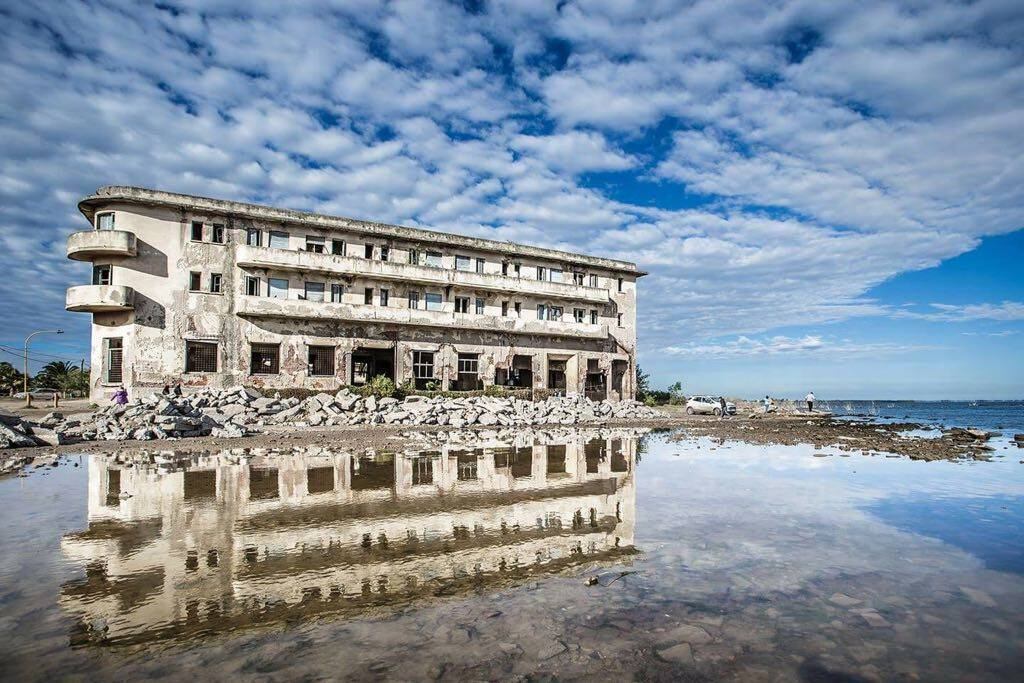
(584, 358), (607, 401)
(612, 360), (628, 400)
(547, 358), (567, 395)
(496, 354), (533, 388)
(351, 347), (395, 385)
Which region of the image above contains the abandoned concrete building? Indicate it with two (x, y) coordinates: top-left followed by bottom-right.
(66, 186), (644, 402)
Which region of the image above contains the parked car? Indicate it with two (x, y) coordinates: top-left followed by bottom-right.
(12, 388), (61, 399)
(685, 395), (736, 416)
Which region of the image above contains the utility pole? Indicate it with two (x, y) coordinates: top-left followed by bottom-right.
(24, 329), (64, 407)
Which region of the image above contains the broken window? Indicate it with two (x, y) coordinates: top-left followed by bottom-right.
(331, 238), (345, 255)
(268, 277), (288, 299)
(96, 212), (115, 230)
(268, 230), (289, 249)
(475, 298), (485, 315)
(455, 296), (470, 313)
(210, 273), (222, 293)
(514, 302), (522, 317)
(618, 277), (624, 292)
(245, 276), (260, 296)
(330, 283), (343, 303)
(190, 221), (204, 241)
(412, 351), (435, 389)
(424, 251), (442, 268)
(364, 287), (373, 305)
(408, 290), (420, 309)
(308, 345), (335, 376)
(211, 223), (225, 243)
(590, 309), (598, 325)
(380, 245), (389, 261)
(185, 341), (217, 373)
(379, 288), (389, 306)
(455, 255), (471, 271)
(246, 228), (262, 246)
(536, 304), (547, 320)
(589, 274), (598, 287)
(618, 313), (624, 327)
(573, 272), (585, 286)
(188, 271), (201, 291)
(501, 262), (509, 276)
(549, 306), (563, 321)
(476, 258), (485, 274)
(305, 236), (325, 253)
(93, 265), (112, 286)
(364, 243), (373, 259)
(250, 343), (280, 374)
(425, 292), (442, 311)
(536, 266), (546, 281)
(105, 338), (123, 384)
(513, 263), (521, 276)
(456, 353), (479, 391)
(574, 308), (585, 323)
(501, 301), (509, 317)
(304, 281), (324, 302)
(408, 248), (419, 265)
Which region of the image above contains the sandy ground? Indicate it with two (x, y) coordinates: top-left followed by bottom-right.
(0, 397), (94, 418)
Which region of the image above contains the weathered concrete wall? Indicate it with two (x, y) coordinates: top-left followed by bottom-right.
(67, 189), (642, 402)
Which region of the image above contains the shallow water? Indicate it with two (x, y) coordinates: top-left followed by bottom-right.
(1, 428), (1023, 681)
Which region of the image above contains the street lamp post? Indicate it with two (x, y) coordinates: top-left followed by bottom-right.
(24, 329), (64, 407)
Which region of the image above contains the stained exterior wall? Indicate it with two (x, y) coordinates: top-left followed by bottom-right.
(66, 187), (643, 402)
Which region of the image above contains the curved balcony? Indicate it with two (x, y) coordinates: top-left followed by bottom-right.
(66, 285), (135, 313)
(66, 230), (137, 261)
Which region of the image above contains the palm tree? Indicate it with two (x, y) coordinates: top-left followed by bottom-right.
(34, 361), (90, 397)
(0, 362), (24, 396)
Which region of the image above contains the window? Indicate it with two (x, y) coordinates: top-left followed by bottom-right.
(550, 269), (563, 283)
(425, 292), (443, 311)
(501, 301), (509, 317)
(455, 255), (471, 271)
(549, 306), (563, 321)
(331, 239), (345, 255)
(589, 274), (598, 288)
(246, 228), (262, 246)
(305, 236), (325, 253)
(210, 273), (222, 294)
(408, 248), (419, 265)
(245, 276), (260, 296)
(537, 304), (547, 320)
(455, 296), (470, 313)
(250, 343), (280, 374)
(211, 224), (225, 243)
(408, 291), (420, 309)
(268, 230), (289, 249)
(514, 302), (522, 317)
(475, 298), (485, 315)
(380, 246), (389, 261)
(96, 213), (115, 230)
(308, 346), (335, 376)
(413, 351), (435, 387)
(537, 266), (546, 281)
(476, 258), (485, 274)
(190, 221), (204, 241)
(513, 263), (521, 276)
(502, 262), (509, 276)
(331, 283), (343, 303)
(573, 272), (585, 286)
(364, 287), (373, 305)
(185, 341), (218, 373)
(268, 278), (288, 299)
(364, 244), (373, 259)
(574, 308), (585, 323)
(424, 251), (442, 268)
(617, 313), (624, 327)
(105, 338), (123, 384)
(304, 281), (324, 302)
(457, 353), (479, 390)
(188, 271), (201, 291)
(618, 277), (624, 292)
(590, 310), (598, 325)
(93, 265), (112, 286)
(379, 288), (389, 307)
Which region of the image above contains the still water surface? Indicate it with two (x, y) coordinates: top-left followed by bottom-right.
(1, 427), (1022, 681)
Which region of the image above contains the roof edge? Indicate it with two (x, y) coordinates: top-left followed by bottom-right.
(79, 185), (647, 276)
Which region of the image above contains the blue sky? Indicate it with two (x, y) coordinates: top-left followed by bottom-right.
(0, 0), (1022, 399)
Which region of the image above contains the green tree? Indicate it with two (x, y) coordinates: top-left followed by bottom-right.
(0, 362), (25, 396)
(33, 361), (90, 397)
(635, 364), (651, 401)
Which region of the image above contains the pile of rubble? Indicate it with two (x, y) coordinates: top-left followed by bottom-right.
(4, 387), (666, 446)
(0, 408), (66, 449)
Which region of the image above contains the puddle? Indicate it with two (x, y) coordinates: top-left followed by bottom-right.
(1, 427), (1023, 680)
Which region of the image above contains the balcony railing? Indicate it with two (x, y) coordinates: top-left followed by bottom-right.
(236, 296), (608, 339)
(66, 230), (137, 261)
(235, 245), (610, 304)
(66, 284), (135, 313)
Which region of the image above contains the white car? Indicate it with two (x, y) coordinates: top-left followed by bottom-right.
(12, 388), (61, 399)
(685, 395), (736, 416)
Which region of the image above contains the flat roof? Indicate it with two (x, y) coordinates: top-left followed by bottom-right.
(80, 186), (646, 275)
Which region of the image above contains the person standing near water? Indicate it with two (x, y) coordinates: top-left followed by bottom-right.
(763, 395), (772, 413)
(805, 391), (815, 413)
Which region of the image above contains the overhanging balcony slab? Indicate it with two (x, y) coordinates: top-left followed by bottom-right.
(66, 284), (135, 312)
(66, 230), (137, 261)
(235, 245), (610, 304)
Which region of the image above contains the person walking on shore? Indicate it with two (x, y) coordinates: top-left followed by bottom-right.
(763, 395), (772, 414)
(805, 391), (815, 413)
(719, 396), (728, 419)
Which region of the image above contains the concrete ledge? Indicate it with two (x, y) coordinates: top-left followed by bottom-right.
(66, 284), (135, 312)
(66, 230), (137, 261)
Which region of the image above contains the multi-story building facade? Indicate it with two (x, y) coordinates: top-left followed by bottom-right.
(66, 186), (644, 402)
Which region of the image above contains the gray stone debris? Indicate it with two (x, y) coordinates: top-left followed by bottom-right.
(1, 388), (667, 449)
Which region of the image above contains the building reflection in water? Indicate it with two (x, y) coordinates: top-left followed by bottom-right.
(59, 428), (644, 646)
